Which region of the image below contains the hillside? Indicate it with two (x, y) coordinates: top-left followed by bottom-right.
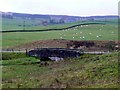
(2, 52), (118, 88)
(1, 12), (118, 20)
(1, 11), (118, 30)
(2, 23), (118, 48)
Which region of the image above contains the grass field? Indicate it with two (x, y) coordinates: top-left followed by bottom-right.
(2, 24), (118, 48)
(2, 52), (118, 88)
(2, 17), (118, 31)
(2, 17), (84, 31)
(2, 17), (118, 48)
(1, 17), (119, 89)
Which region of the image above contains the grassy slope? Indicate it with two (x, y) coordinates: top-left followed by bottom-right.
(2, 17), (84, 31)
(2, 24), (118, 48)
(2, 52), (118, 88)
(2, 17), (118, 31)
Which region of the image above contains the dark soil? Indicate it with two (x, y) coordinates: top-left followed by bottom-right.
(5, 39), (119, 51)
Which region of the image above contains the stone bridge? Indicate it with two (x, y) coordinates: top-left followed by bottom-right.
(27, 48), (84, 61)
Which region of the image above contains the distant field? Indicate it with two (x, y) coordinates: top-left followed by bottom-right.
(2, 52), (118, 88)
(2, 24), (118, 48)
(2, 17), (118, 31)
(2, 17), (83, 31)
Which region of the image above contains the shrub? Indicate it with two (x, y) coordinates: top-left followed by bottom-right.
(105, 41), (116, 51)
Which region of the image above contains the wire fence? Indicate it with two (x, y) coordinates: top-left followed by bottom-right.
(1, 48), (110, 55)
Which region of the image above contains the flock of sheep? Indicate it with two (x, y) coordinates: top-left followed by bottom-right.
(58, 25), (114, 39)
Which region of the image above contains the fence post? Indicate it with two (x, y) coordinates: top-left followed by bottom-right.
(12, 49), (14, 53)
(19, 48), (20, 53)
(25, 49), (27, 56)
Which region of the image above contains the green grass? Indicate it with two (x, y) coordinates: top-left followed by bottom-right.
(2, 17), (42, 30)
(2, 52), (27, 60)
(2, 52), (119, 88)
(2, 17), (85, 31)
(2, 17), (118, 31)
(2, 24), (118, 48)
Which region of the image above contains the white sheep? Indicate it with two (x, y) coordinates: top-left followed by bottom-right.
(96, 36), (99, 38)
(60, 37), (63, 39)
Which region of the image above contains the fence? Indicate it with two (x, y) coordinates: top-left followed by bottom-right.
(1, 48), (110, 56)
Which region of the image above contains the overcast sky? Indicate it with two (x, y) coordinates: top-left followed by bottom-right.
(0, 0), (119, 16)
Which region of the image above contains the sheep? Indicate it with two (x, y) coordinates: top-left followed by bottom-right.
(60, 37), (63, 39)
(83, 36), (85, 38)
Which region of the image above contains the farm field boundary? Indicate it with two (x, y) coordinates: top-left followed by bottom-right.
(1, 23), (104, 33)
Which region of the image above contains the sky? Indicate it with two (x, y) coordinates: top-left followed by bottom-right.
(0, 0), (119, 16)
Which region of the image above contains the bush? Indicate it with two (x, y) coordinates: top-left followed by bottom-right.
(105, 41), (116, 51)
